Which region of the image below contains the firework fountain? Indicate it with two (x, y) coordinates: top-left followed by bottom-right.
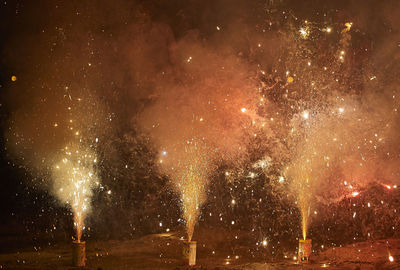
(52, 143), (98, 266)
(135, 27), (261, 265)
(159, 140), (210, 266)
(5, 81), (105, 267)
(51, 97), (101, 267)
(53, 144), (97, 243)
(179, 143), (208, 243)
(6, 0), (400, 267)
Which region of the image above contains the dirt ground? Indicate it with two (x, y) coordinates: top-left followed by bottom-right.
(0, 231), (399, 270)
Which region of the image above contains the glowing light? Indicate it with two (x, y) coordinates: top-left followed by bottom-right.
(338, 107), (344, 113)
(11, 75), (17, 81)
(231, 199), (236, 204)
(287, 76), (294, 83)
(241, 108), (247, 113)
(302, 111), (309, 119)
(262, 240), (268, 246)
(345, 22), (352, 31)
(299, 27), (309, 38)
(326, 27), (332, 33)
(278, 176), (285, 183)
(389, 255), (394, 262)
(352, 191), (359, 197)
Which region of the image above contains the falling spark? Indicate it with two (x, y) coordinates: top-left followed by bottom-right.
(299, 27), (309, 38)
(262, 240), (268, 246)
(345, 22), (353, 31)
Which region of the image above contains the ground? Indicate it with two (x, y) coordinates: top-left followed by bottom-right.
(1, 230), (399, 270)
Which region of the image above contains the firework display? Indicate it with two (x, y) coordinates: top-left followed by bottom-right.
(1, 0), (400, 269)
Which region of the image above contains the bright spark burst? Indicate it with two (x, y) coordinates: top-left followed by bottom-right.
(53, 144), (98, 242)
(299, 27), (309, 38)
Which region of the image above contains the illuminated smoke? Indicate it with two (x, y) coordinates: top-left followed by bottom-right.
(4, 0), (400, 245)
(137, 30), (260, 239)
(5, 83), (108, 240)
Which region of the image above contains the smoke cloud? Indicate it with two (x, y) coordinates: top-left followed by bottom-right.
(3, 0), (400, 240)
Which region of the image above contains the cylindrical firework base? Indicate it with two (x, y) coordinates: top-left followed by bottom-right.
(298, 239), (312, 263)
(72, 241), (86, 267)
(183, 241), (197, 266)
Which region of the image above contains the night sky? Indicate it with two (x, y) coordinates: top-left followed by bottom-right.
(2, 0), (400, 266)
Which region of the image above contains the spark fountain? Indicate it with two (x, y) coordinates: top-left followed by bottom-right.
(177, 141), (209, 266)
(286, 158), (313, 263)
(297, 167), (312, 263)
(158, 139), (210, 266)
(4, 74), (106, 267)
(53, 144), (98, 267)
